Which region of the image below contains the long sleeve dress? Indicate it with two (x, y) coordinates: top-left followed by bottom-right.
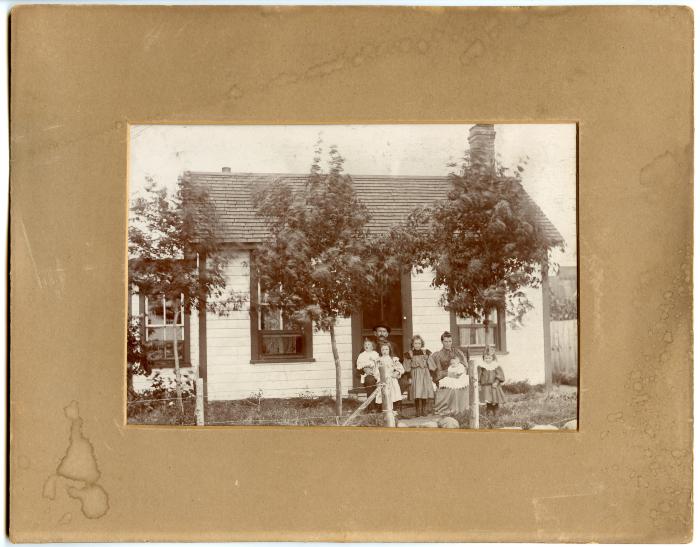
(375, 355), (404, 404)
(403, 349), (434, 400)
(478, 365), (506, 404)
(434, 362), (471, 416)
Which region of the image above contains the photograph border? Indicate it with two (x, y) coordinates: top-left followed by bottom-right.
(10, 6), (692, 542)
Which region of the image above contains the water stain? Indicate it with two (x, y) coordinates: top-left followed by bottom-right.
(44, 401), (110, 519)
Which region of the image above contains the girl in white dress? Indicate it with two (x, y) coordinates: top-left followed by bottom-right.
(376, 342), (404, 411)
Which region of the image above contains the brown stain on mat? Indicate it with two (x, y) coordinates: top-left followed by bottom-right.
(43, 401), (110, 519)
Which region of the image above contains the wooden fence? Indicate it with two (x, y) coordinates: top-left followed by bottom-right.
(550, 319), (578, 377)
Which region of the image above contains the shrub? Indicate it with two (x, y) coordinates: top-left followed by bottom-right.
(502, 379), (545, 395)
(552, 369), (578, 386)
(127, 372), (195, 421)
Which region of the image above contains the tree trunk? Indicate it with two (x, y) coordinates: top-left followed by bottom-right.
(329, 319), (342, 417)
(378, 360), (395, 427)
(127, 369), (134, 399)
(172, 301), (185, 417)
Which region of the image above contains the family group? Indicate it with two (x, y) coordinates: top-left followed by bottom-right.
(356, 324), (507, 420)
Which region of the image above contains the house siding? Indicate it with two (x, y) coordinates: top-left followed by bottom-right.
(134, 253), (547, 397)
(410, 269), (451, 350)
(409, 269), (546, 384)
(204, 249), (354, 401)
(497, 286), (546, 384)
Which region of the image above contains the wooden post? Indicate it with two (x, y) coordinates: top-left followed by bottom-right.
(195, 378), (204, 426)
(541, 264), (553, 394)
(378, 361), (395, 428)
(171, 303), (185, 416)
(343, 386), (380, 426)
(468, 359), (479, 429)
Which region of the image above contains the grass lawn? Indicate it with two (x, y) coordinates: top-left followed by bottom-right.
(128, 384), (577, 428)
(477, 385), (578, 429)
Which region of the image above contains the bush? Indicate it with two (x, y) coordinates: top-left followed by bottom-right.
(502, 379), (545, 395)
(552, 369), (578, 386)
(127, 372), (196, 423)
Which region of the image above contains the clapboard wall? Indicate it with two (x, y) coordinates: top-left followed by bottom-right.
(134, 251), (549, 397)
(202, 250), (354, 401)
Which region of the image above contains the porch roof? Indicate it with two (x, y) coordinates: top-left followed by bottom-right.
(182, 171), (564, 245)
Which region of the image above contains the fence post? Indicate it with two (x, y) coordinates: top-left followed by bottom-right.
(378, 362), (395, 428)
(468, 359), (479, 429)
(196, 378), (204, 426)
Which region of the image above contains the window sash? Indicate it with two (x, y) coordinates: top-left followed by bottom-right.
(259, 332), (305, 357)
(450, 306), (505, 352)
(250, 261), (313, 362)
(140, 293), (189, 365)
(455, 308), (497, 325)
(145, 295), (184, 330)
(458, 324), (497, 347)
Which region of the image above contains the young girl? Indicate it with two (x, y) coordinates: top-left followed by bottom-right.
(376, 342), (405, 412)
(356, 338), (380, 411)
(403, 335), (434, 417)
(434, 356), (470, 416)
(478, 346), (506, 416)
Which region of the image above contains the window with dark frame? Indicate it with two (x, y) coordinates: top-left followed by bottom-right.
(451, 306), (507, 353)
(249, 265), (314, 363)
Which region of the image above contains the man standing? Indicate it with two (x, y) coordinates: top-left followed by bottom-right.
(428, 331), (470, 383)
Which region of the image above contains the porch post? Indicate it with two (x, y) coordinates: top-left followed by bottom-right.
(400, 269), (413, 355)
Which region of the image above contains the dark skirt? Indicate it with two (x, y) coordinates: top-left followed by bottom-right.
(479, 384), (506, 404)
(408, 367), (435, 400)
(434, 387), (469, 416)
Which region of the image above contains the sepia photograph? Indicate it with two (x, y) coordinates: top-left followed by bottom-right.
(127, 123), (577, 429)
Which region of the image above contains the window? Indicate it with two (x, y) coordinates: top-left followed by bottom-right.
(450, 307), (506, 353)
(250, 270), (313, 363)
(143, 294), (190, 367)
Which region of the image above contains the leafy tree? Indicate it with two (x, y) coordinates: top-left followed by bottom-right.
(252, 143), (375, 416)
(129, 176), (246, 417)
(390, 152), (562, 340)
(126, 316), (149, 398)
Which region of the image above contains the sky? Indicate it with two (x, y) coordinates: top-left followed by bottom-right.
(130, 123), (577, 267)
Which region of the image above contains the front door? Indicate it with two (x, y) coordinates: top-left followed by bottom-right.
(352, 271), (412, 388)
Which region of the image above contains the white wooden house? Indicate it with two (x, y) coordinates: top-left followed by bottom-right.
(131, 125), (564, 400)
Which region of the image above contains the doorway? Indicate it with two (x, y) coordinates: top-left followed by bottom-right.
(351, 271), (412, 388)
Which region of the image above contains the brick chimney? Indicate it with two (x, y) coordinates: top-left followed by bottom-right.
(222, 166), (231, 173)
(468, 124), (496, 173)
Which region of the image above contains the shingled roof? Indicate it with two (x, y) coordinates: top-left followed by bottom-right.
(182, 171), (564, 245)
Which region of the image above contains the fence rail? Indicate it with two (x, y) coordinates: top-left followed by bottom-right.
(550, 319), (578, 376)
